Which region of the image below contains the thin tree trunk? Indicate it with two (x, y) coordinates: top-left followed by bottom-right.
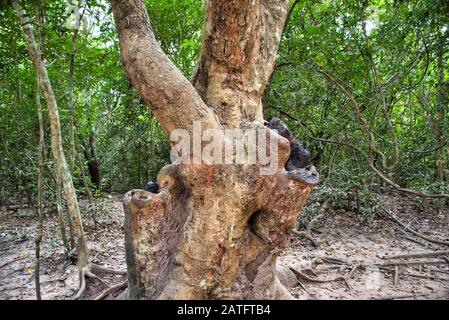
(56, 173), (71, 255)
(76, 143), (97, 229)
(13, 0), (90, 279)
(435, 33), (447, 180)
(67, 0), (84, 174)
(81, 135), (101, 190)
(33, 0), (44, 300)
(34, 75), (44, 301)
(88, 130), (101, 189)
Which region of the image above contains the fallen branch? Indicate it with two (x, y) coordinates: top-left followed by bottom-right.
(400, 235), (428, 248)
(381, 207), (449, 246)
(382, 250), (449, 260)
(403, 272), (449, 281)
(372, 292), (437, 300)
(377, 259), (448, 267)
(0, 257), (26, 269)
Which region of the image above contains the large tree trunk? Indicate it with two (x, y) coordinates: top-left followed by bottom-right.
(111, 0), (318, 299)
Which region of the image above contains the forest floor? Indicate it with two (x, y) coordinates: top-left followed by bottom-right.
(0, 193), (448, 300)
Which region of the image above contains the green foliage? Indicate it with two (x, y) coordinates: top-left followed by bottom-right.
(0, 0), (202, 201)
(268, 0), (448, 217)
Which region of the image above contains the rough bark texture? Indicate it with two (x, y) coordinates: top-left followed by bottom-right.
(192, 0), (290, 127)
(111, 0), (318, 299)
(13, 0), (89, 272)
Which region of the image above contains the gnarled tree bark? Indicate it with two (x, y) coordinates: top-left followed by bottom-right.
(111, 0), (318, 299)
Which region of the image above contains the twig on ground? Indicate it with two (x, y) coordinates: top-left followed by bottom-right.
(403, 272), (449, 281)
(380, 207), (449, 246)
(40, 278), (65, 284)
(378, 259), (448, 267)
(382, 250), (449, 260)
(347, 264), (360, 279)
(314, 255), (349, 265)
(372, 292), (437, 300)
(0, 256), (26, 269)
(400, 235), (428, 248)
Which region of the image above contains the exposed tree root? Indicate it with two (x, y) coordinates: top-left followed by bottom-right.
(74, 268), (87, 300)
(299, 253), (448, 293)
(292, 202), (328, 247)
(314, 254), (448, 268)
(73, 264), (126, 300)
(297, 280), (314, 296)
(292, 229), (318, 246)
(289, 266), (352, 291)
(95, 280), (128, 300)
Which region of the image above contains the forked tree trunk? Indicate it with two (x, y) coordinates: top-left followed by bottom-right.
(111, 0), (318, 299)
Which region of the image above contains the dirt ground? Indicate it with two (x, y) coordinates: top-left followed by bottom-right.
(1, 193), (448, 300)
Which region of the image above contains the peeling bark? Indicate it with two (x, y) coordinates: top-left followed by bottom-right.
(192, 0), (290, 127)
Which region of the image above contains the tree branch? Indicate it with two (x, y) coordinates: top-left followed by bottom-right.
(110, 0), (220, 135)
